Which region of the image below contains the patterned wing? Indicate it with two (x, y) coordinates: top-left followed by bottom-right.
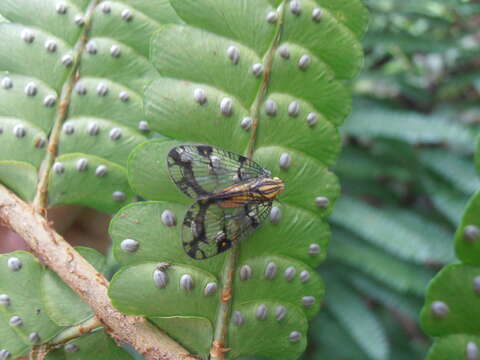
(167, 144), (269, 199)
(182, 200), (272, 260)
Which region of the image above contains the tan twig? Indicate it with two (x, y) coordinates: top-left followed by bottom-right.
(29, 345), (49, 360)
(32, 0), (100, 211)
(0, 185), (188, 360)
(246, 2), (286, 159)
(210, 246), (238, 360)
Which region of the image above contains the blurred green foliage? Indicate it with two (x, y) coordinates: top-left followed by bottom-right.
(308, 0), (480, 359)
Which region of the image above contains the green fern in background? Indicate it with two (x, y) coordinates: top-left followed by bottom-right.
(307, 0), (480, 359)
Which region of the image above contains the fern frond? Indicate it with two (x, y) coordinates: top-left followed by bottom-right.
(344, 100), (475, 153)
(331, 197), (454, 264)
(419, 150), (480, 195)
(348, 272), (423, 319)
(324, 274), (390, 360)
(421, 175), (470, 226)
(309, 311), (370, 360)
(329, 229), (435, 296)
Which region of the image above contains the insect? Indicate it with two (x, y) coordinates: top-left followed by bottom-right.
(155, 262), (172, 271)
(167, 144), (285, 260)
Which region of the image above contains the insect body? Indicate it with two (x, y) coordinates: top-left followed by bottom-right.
(212, 177), (285, 208)
(155, 262), (172, 271)
(167, 145), (284, 260)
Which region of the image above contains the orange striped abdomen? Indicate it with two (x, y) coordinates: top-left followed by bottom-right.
(214, 177), (284, 208)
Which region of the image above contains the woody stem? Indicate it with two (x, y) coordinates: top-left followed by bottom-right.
(210, 244), (239, 359)
(33, 0), (99, 211)
(246, 2), (286, 159)
(210, 2), (287, 359)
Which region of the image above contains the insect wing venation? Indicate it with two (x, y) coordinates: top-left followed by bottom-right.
(167, 145), (267, 199)
(168, 144), (276, 260)
(182, 200), (272, 260)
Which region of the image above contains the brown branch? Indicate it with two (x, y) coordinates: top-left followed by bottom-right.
(29, 345), (49, 360)
(210, 245), (238, 359)
(0, 184), (188, 360)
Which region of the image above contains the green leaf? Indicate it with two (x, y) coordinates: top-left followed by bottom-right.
(42, 247), (106, 327)
(152, 317), (212, 360)
(309, 311), (370, 360)
(109, 232), (324, 321)
(364, 31), (454, 54)
(454, 190), (480, 264)
(476, 138), (480, 174)
(227, 301), (308, 360)
(420, 175), (469, 226)
(108, 258), (317, 358)
(344, 100), (475, 153)
(426, 335), (480, 360)
(0, 0), (180, 212)
(0, 248), (110, 357)
(110, 262), (219, 319)
(420, 135), (480, 359)
(0, 161), (37, 201)
(331, 197), (454, 264)
(325, 275), (390, 360)
(421, 264), (480, 336)
(109, 0), (368, 358)
(0, 251), (62, 358)
(45, 329), (132, 360)
(419, 150), (480, 195)
(233, 256), (324, 320)
(334, 145), (413, 182)
(348, 272), (423, 320)
(309, 0), (369, 39)
(329, 230), (435, 296)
